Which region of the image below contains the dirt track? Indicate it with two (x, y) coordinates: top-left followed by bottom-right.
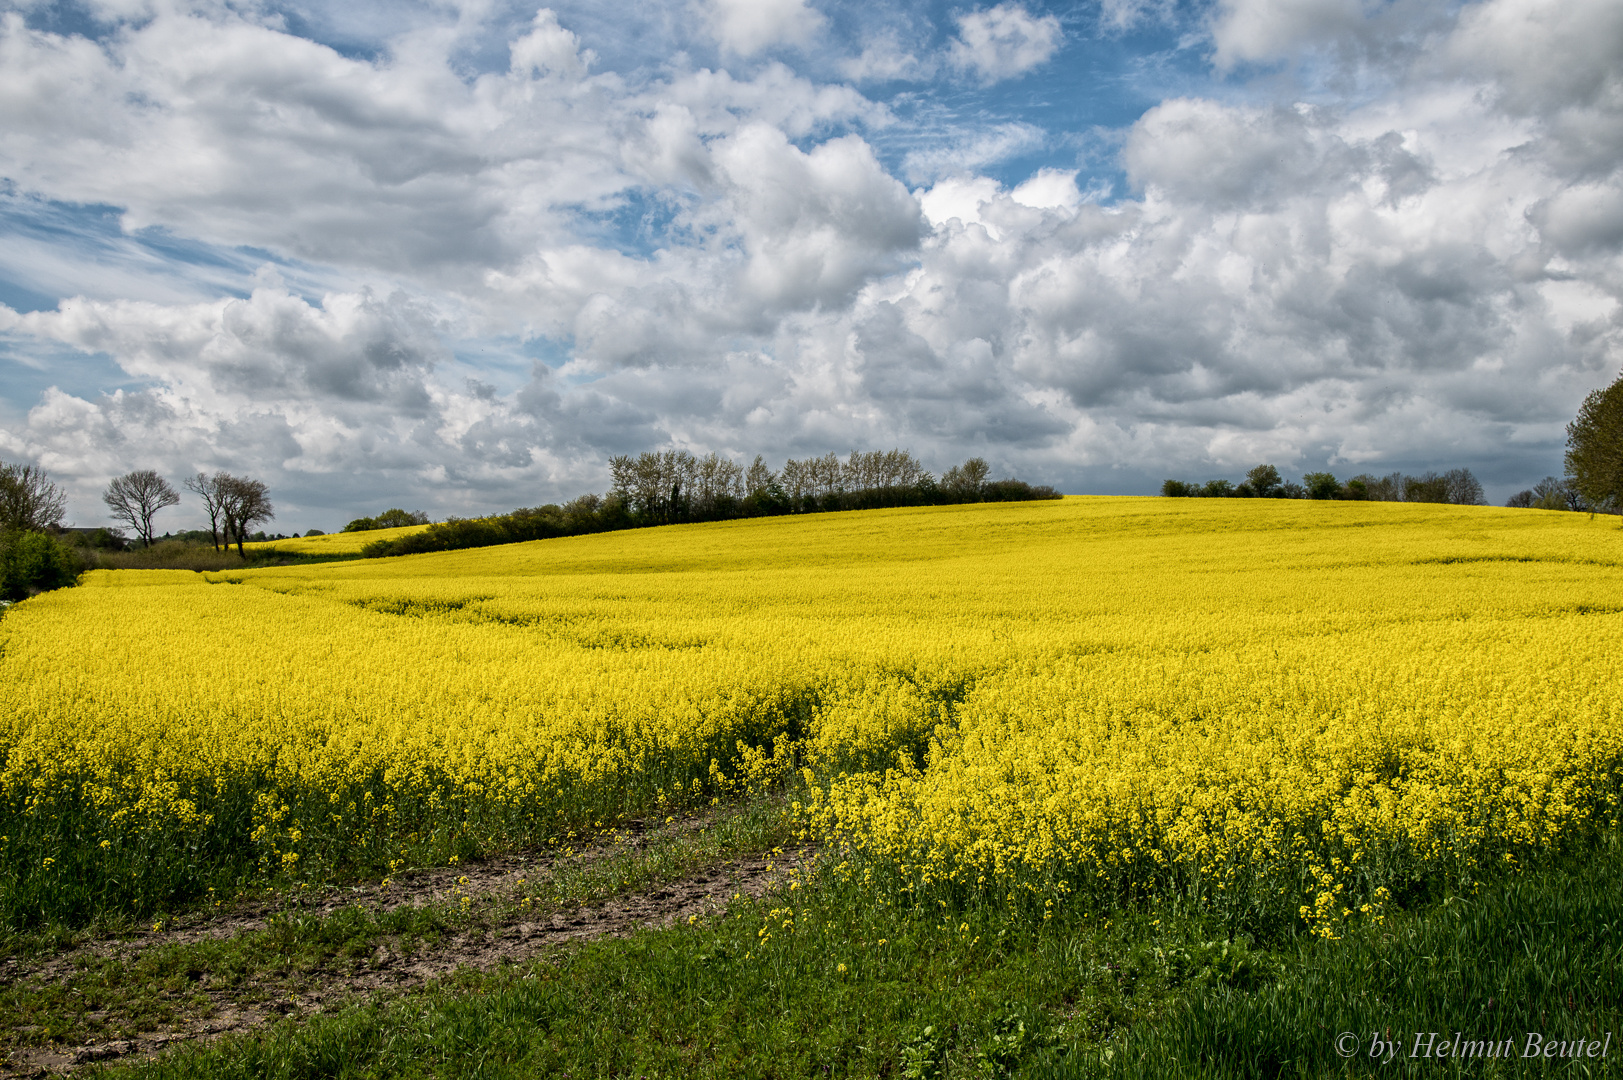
(2, 844), (809, 1077)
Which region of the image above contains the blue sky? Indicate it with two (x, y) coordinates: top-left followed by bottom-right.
(0, 0), (1619, 529)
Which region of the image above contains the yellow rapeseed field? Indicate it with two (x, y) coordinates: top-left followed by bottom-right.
(242, 523), (431, 555)
(2, 497), (1619, 931)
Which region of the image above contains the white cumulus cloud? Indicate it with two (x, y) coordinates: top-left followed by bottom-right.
(706, 0), (826, 56)
(948, 3), (1063, 85)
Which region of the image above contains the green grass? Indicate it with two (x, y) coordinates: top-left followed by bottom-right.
(71, 836), (1623, 1079)
(1090, 838), (1623, 1078)
(1, 799), (797, 1057)
(2, 903), (460, 1050)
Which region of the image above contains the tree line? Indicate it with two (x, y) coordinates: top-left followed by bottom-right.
(0, 465), (278, 600)
(97, 470), (276, 553)
(3, 366), (1618, 599)
(358, 450), (1061, 558)
(1161, 465), (1488, 504)
(342, 508), (429, 533)
(1159, 368), (1623, 514)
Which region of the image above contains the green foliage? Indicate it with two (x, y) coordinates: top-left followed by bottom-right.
(1169, 466), (1488, 505)
(362, 496), (634, 558)
(0, 529), (84, 602)
(900, 1025), (948, 1079)
(1301, 472), (1341, 500)
(64, 527), (128, 550)
(343, 509), (430, 532)
(1378, 469), (1481, 506)
(975, 1015), (1033, 1077)
(1244, 464), (1283, 498)
(1565, 372), (1623, 513)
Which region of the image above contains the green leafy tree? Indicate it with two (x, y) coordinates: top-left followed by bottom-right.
(1245, 464), (1283, 498)
(1302, 472), (1341, 500)
(1565, 372), (1623, 513)
(1161, 479), (1196, 497)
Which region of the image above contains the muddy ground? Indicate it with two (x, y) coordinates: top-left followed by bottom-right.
(2, 838), (810, 1077)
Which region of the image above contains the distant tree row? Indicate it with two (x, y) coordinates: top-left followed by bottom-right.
(343, 508), (430, 533)
(606, 449), (1048, 524)
(361, 450), (1060, 558)
(1162, 464), (1487, 504)
(0, 461), (286, 601)
(1504, 477), (1588, 511)
(95, 470), (276, 554)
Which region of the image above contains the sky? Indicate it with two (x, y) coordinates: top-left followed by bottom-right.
(0, 0), (1619, 531)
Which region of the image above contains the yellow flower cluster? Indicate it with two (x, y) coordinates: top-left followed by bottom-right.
(1, 497), (1619, 933)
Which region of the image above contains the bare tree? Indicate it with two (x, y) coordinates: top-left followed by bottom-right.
(942, 457), (990, 499)
(183, 473), (231, 551)
(690, 453), (743, 516)
(1349, 472), (1404, 501)
(1442, 468), (1486, 506)
(609, 451), (703, 523)
(808, 452), (842, 499)
(779, 458), (810, 503)
(103, 470), (180, 547)
(1401, 471), (1449, 503)
(218, 475), (274, 555)
(745, 455), (776, 498)
(0, 461), (68, 532)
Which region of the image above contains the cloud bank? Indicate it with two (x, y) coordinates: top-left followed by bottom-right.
(0, 0), (1618, 528)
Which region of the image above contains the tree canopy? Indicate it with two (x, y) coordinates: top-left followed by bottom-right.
(1565, 372), (1623, 513)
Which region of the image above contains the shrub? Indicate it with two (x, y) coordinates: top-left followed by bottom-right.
(0, 530), (85, 602)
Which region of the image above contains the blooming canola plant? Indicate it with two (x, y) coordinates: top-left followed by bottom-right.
(1, 498), (1619, 935)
